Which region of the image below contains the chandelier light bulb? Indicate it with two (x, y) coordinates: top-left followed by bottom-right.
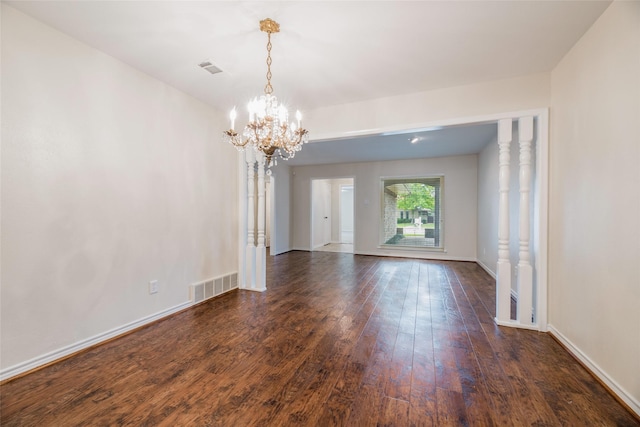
(296, 110), (302, 127)
(278, 105), (288, 124)
(258, 98), (267, 119)
(230, 107), (237, 130)
(248, 99), (255, 122)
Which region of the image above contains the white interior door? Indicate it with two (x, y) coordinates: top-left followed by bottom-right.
(312, 179), (331, 249)
(322, 183), (331, 245)
(265, 179), (271, 248)
(340, 184), (354, 244)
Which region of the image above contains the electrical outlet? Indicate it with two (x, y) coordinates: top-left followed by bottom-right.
(149, 280), (158, 294)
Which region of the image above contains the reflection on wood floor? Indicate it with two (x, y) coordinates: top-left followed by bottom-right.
(1, 252), (637, 426)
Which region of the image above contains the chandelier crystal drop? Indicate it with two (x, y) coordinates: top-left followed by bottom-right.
(223, 18), (309, 167)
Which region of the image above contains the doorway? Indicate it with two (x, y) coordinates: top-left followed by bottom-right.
(312, 178), (354, 253)
(340, 184), (354, 244)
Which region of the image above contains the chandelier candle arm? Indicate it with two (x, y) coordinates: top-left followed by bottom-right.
(223, 18), (309, 167)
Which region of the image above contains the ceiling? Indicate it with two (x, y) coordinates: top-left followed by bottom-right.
(6, 1), (610, 164)
(286, 122), (497, 166)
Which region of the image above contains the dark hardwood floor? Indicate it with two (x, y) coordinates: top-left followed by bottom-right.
(1, 252), (637, 426)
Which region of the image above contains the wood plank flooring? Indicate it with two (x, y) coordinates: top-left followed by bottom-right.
(1, 252), (637, 426)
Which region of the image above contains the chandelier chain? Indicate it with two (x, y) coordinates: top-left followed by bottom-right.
(265, 33), (273, 95)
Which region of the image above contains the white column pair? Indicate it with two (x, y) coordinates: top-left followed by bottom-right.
(245, 149), (267, 292)
(496, 117), (534, 327)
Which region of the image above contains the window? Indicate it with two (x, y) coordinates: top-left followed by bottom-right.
(381, 177), (443, 249)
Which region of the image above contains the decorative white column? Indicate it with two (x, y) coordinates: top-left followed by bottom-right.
(254, 152), (267, 292)
(245, 149), (256, 290)
(237, 150), (247, 289)
(517, 116), (534, 325)
(496, 118), (512, 324)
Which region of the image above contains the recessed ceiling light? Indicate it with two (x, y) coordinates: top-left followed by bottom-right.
(410, 137), (420, 144)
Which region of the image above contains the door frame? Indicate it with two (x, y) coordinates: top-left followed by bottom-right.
(309, 176), (356, 251)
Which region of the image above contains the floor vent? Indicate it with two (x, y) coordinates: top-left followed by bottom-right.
(190, 272), (238, 304)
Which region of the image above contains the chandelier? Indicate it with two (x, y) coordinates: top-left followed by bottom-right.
(223, 18), (309, 167)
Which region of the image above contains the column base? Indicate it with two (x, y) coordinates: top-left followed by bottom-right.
(244, 244), (256, 290)
(254, 245), (267, 292)
(517, 263), (533, 325)
(496, 261), (512, 323)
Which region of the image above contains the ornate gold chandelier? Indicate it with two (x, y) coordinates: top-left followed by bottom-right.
(223, 18), (309, 166)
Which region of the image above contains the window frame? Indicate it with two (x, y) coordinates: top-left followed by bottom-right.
(379, 175), (445, 251)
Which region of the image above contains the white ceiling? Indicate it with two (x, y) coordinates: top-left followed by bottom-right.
(6, 1), (609, 164)
(286, 122), (498, 166)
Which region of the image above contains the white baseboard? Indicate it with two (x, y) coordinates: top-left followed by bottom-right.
(476, 259), (496, 278)
(355, 250), (475, 262)
(495, 318), (540, 331)
(313, 242), (336, 249)
(0, 301), (192, 382)
(548, 324), (640, 416)
(476, 260), (518, 300)
(243, 287), (267, 293)
(270, 247), (292, 256)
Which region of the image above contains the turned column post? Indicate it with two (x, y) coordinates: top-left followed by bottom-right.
(245, 149), (256, 290)
(255, 152), (267, 291)
(517, 116), (534, 325)
(496, 119), (512, 323)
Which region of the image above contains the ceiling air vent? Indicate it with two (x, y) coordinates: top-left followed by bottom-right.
(198, 61), (223, 75)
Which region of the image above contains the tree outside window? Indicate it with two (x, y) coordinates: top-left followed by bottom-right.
(381, 177), (443, 248)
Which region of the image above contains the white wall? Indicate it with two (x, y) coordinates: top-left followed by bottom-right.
(549, 0), (640, 412)
(477, 136), (499, 275)
(292, 155), (478, 260)
(270, 164), (291, 255)
(1, 6), (238, 374)
(307, 73), (550, 141)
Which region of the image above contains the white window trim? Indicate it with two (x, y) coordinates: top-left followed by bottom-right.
(379, 175), (445, 250)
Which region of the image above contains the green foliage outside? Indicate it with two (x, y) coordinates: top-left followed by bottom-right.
(396, 223), (434, 229)
(395, 183), (435, 211)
